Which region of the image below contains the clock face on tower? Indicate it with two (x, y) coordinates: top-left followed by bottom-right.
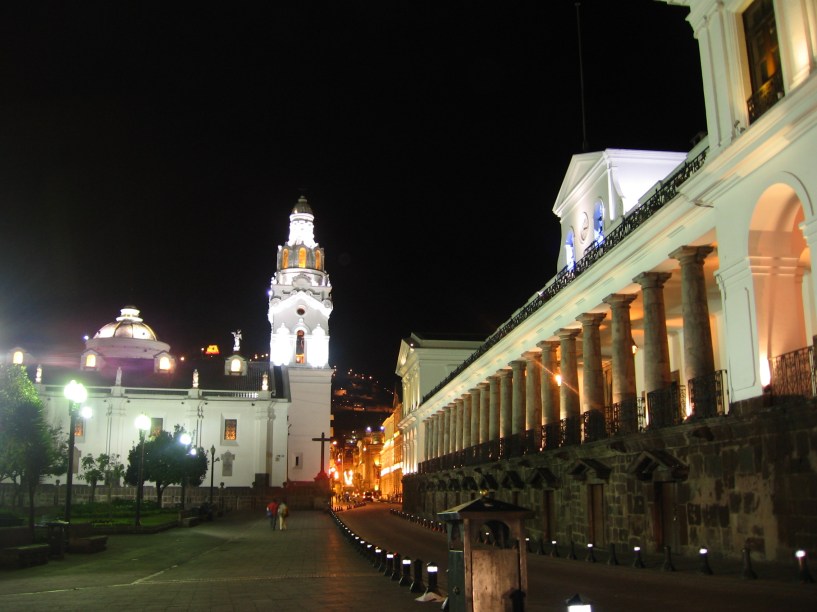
(579, 211), (590, 242)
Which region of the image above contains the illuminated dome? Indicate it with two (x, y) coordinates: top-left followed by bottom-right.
(291, 195), (313, 215)
(94, 307), (158, 340)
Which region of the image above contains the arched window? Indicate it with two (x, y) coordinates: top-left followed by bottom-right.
(593, 200), (605, 246)
(281, 249), (289, 269)
(298, 248), (307, 268)
(12, 350), (23, 365)
(85, 354), (97, 369)
(158, 356), (171, 371)
(565, 229), (575, 270)
(295, 330), (306, 364)
(315, 250), (322, 270)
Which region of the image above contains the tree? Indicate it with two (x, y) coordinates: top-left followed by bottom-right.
(80, 453), (123, 504)
(124, 425), (207, 508)
(0, 364), (65, 538)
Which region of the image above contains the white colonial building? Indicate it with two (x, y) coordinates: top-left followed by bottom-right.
(9, 197), (333, 494)
(397, 0), (817, 563)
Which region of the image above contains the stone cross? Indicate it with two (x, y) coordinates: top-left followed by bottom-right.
(312, 431), (331, 478)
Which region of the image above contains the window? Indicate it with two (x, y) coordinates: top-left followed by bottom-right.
(158, 355), (171, 371)
(564, 229), (575, 270)
(74, 419), (85, 438)
(744, 0), (782, 122)
(295, 330), (305, 364)
(315, 250), (322, 270)
(230, 357), (242, 373)
(12, 350), (23, 365)
(150, 417), (163, 438)
(298, 247), (306, 268)
(224, 419), (237, 441)
(593, 201), (604, 245)
(281, 249), (289, 268)
(84, 354), (96, 369)
(294, 452), (303, 469)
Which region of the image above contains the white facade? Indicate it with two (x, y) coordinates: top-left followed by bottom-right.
(398, 0), (817, 477)
(20, 198), (333, 491)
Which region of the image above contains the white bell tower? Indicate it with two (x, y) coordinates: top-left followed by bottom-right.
(268, 196), (333, 368)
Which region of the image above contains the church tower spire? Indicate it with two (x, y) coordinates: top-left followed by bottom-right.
(268, 196), (333, 367)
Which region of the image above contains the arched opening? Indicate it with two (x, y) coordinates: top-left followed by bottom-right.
(298, 248), (307, 268)
(593, 200), (604, 245)
(749, 182), (813, 390)
(295, 329), (306, 364)
(281, 249), (289, 269)
(315, 250), (322, 270)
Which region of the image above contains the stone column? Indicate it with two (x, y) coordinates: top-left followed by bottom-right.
(537, 340), (561, 424)
(479, 382), (490, 444)
(443, 407), (451, 456)
(435, 413), (443, 458)
(602, 294), (638, 403)
(633, 271), (673, 395)
(499, 369), (513, 439)
(510, 360), (527, 436)
(469, 387), (481, 448)
(454, 398), (463, 452)
(462, 395), (472, 450)
(524, 351), (542, 436)
(488, 375), (500, 441)
(424, 419), (431, 460)
(577, 312), (607, 413)
(670, 246), (716, 383)
(557, 328), (581, 419)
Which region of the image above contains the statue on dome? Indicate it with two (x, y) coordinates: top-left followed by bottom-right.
(232, 329), (242, 353)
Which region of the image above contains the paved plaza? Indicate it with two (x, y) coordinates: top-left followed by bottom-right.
(2, 504), (817, 611)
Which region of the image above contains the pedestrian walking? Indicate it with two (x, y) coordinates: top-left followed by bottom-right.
(266, 498), (279, 529)
(278, 500), (289, 530)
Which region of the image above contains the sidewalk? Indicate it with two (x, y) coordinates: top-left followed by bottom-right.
(0, 510), (433, 612)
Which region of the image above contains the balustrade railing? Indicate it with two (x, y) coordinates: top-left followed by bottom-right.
(770, 345), (816, 399)
(688, 370), (729, 418)
(582, 409), (607, 443)
(747, 70), (784, 124)
(646, 382), (685, 429)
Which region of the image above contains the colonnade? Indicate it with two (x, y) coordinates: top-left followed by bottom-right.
(420, 245), (717, 465)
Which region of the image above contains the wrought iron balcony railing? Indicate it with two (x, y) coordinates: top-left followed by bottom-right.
(769, 345), (815, 400)
(747, 71), (784, 124)
(688, 370), (729, 419)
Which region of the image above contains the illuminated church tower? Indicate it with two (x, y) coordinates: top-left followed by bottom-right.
(268, 196), (332, 367)
(268, 196), (333, 482)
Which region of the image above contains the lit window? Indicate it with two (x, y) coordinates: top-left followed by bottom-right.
(224, 419), (237, 441)
(315, 250), (322, 270)
(74, 419), (85, 438)
(295, 330), (305, 364)
(150, 417), (163, 437)
(85, 354), (97, 368)
(593, 201), (604, 246)
(230, 358), (242, 373)
(12, 351), (23, 365)
(281, 249), (289, 268)
(298, 247), (307, 268)
(158, 356), (171, 371)
(565, 230), (575, 270)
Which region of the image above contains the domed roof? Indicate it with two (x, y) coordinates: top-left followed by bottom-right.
(291, 195), (313, 215)
(94, 307), (159, 340)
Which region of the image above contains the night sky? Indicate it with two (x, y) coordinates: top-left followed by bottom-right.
(0, 1), (705, 389)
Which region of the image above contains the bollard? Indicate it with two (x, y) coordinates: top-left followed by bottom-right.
(662, 545), (676, 572)
(399, 557), (412, 586)
(374, 546), (382, 569)
(586, 543), (596, 563)
(633, 546), (645, 568)
(607, 542), (619, 566)
(410, 558), (426, 593)
(424, 561), (441, 596)
(568, 541), (577, 560)
(385, 551), (394, 577)
(699, 547), (713, 575)
(526, 537), (533, 553)
(741, 547), (757, 580)
(391, 552), (402, 581)
(796, 550), (815, 583)
(550, 540), (560, 558)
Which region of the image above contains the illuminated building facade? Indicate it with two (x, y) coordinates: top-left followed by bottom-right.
(397, 0), (817, 562)
(8, 197), (332, 494)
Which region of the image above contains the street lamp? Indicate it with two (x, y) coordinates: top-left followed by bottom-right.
(134, 414), (151, 527)
(209, 445), (220, 505)
(64, 380), (90, 524)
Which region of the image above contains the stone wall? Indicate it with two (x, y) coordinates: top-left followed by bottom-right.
(403, 400), (817, 563)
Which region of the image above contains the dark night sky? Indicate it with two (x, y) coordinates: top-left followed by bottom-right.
(0, 1), (705, 389)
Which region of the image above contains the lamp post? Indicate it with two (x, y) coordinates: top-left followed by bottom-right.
(209, 445), (220, 505)
(63, 380), (89, 524)
(134, 414), (151, 527)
